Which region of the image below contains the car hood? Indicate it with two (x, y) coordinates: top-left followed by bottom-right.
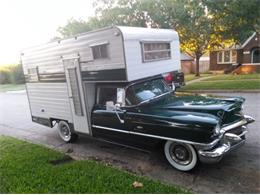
(140, 92), (244, 124)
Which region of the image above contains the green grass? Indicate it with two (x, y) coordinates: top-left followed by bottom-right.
(0, 84), (25, 92)
(203, 73), (260, 81)
(184, 73), (212, 82)
(0, 136), (187, 194)
(180, 79), (260, 90)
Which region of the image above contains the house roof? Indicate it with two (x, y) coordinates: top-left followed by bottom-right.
(212, 32), (257, 51)
(180, 53), (194, 61)
(241, 32), (256, 48)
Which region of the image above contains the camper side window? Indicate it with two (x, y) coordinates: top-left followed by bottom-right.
(97, 87), (117, 106)
(92, 44), (108, 59)
(141, 42), (171, 62)
(27, 67), (39, 82)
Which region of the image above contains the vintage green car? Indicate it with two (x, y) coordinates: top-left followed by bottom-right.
(88, 76), (255, 171)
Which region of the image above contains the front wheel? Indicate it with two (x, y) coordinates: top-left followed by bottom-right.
(57, 121), (78, 143)
(164, 140), (197, 171)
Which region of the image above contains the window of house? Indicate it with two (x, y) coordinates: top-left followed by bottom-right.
(141, 42), (171, 62)
(231, 50), (237, 62)
(91, 44), (108, 59)
(217, 50), (237, 63)
(252, 48), (260, 63)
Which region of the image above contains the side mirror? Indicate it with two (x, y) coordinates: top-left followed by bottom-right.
(106, 101), (116, 111)
(116, 88), (125, 106)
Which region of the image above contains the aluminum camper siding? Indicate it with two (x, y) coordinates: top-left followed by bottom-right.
(21, 27), (126, 126)
(117, 26), (181, 81)
(21, 27), (126, 82)
(26, 82), (73, 123)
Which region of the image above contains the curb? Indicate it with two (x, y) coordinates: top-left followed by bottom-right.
(178, 90), (260, 93)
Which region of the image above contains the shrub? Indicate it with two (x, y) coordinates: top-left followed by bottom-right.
(0, 67), (11, 84)
(0, 64), (25, 84)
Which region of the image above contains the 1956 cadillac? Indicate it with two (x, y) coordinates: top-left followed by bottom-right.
(90, 76), (255, 171)
(23, 26), (255, 171)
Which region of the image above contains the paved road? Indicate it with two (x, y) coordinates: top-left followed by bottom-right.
(0, 91), (259, 193)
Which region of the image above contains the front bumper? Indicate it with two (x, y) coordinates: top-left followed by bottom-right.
(198, 115), (254, 163)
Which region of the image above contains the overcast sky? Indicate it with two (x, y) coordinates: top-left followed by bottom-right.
(0, 0), (95, 65)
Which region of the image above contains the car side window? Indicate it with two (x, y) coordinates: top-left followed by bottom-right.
(125, 87), (138, 106)
(97, 87), (117, 106)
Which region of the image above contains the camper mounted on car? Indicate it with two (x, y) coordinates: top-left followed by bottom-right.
(21, 26), (254, 171)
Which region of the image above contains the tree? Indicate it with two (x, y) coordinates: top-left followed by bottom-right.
(57, 18), (101, 38)
(139, 0), (218, 76)
(57, 0), (148, 38)
(205, 0), (260, 44)
(57, 0), (258, 76)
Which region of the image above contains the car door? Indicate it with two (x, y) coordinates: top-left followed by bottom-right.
(91, 85), (129, 138)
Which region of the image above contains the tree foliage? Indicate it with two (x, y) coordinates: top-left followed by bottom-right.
(205, 0), (260, 44)
(57, 0), (259, 76)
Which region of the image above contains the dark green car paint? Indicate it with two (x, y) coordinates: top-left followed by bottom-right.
(92, 91), (245, 145)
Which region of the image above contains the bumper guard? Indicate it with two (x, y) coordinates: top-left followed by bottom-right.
(198, 114), (255, 163)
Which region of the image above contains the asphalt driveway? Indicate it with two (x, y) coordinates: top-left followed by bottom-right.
(0, 91), (259, 193)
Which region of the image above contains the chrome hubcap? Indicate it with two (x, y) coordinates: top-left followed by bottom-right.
(60, 124), (71, 140)
(170, 143), (192, 165)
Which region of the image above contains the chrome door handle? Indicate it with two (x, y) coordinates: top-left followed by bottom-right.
(136, 126), (143, 130)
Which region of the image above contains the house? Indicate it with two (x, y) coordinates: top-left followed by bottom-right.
(181, 53), (210, 74)
(210, 32), (260, 73)
(180, 53), (194, 74)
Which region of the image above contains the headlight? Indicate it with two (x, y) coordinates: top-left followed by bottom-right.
(214, 123), (221, 136)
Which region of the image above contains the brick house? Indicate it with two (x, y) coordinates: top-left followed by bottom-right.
(210, 32), (260, 73)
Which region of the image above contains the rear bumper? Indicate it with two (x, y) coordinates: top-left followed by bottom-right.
(198, 115), (254, 163)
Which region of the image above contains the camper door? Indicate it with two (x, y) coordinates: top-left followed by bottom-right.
(63, 57), (90, 134)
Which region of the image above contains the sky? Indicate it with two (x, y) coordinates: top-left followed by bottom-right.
(0, 0), (95, 65)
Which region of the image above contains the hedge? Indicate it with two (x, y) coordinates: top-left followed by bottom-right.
(0, 64), (25, 84)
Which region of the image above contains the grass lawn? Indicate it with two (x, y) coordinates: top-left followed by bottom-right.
(184, 73), (212, 82)
(0, 84), (25, 92)
(0, 136), (187, 194)
(180, 79), (260, 90)
(203, 73), (260, 81)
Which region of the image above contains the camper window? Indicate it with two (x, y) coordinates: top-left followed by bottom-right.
(27, 67), (39, 82)
(92, 44), (108, 59)
(141, 42), (171, 62)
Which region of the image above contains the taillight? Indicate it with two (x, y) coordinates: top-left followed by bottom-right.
(162, 73), (173, 83)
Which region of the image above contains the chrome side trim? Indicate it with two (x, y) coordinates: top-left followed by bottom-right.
(92, 125), (219, 147)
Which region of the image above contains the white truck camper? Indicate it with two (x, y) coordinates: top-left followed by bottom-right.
(21, 26), (182, 141)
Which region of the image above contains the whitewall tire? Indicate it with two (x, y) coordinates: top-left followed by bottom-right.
(58, 121), (78, 143)
(164, 140), (197, 171)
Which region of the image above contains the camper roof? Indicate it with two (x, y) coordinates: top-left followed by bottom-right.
(117, 26), (178, 41)
(21, 26), (179, 53)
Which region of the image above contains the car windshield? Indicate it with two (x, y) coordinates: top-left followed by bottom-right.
(126, 79), (171, 105)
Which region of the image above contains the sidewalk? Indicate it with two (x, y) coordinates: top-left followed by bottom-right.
(185, 75), (215, 85)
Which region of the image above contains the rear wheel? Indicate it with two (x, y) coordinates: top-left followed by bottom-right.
(58, 121), (78, 143)
(164, 140), (197, 171)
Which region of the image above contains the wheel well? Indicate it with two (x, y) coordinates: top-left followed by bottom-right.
(50, 118), (69, 128)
